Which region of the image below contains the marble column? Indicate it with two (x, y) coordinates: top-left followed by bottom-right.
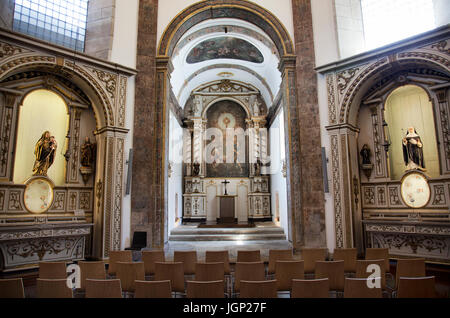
(131, 0), (160, 248)
(289, 0), (326, 248)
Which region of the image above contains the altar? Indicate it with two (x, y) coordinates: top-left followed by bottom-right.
(217, 195), (237, 223)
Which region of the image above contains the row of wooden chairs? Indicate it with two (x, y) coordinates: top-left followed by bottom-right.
(0, 275), (436, 298)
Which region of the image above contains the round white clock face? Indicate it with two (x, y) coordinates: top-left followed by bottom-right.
(24, 177), (54, 214)
(400, 172), (430, 208)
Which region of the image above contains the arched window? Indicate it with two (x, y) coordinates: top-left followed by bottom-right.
(384, 85), (440, 180)
(14, 89), (69, 186)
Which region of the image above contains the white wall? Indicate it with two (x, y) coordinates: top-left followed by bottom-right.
(311, 0), (340, 252)
(433, 0), (450, 27)
(157, 0), (295, 49)
(269, 109), (288, 236)
(110, 0), (139, 249)
(168, 111), (184, 234)
(334, 0), (365, 59)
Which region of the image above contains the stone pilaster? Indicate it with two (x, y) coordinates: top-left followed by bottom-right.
(131, 0), (159, 248)
(290, 0), (326, 247)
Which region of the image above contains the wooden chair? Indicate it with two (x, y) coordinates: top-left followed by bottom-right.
(37, 279), (73, 298)
(39, 261), (67, 279)
(333, 248), (357, 274)
(236, 250), (261, 262)
(205, 250), (232, 295)
(195, 262), (225, 282)
(134, 280), (172, 298)
(356, 259), (387, 291)
(315, 260), (345, 296)
(240, 280), (277, 298)
(397, 276), (436, 298)
(142, 250), (165, 278)
(0, 278), (25, 298)
(234, 261), (265, 295)
(291, 278), (330, 298)
(275, 260), (304, 294)
(395, 258), (426, 290)
(205, 250), (231, 275)
(116, 261), (145, 296)
(344, 277), (382, 298)
(365, 248), (390, 274)
(154, 262), (185, 297)
(187, 280), (225, 298)
(173, 251), (197, 276)
(78, 261), (106, 291)
(268, 249), (293, 276)
(108, 250), (132, 276)
(85, 279), (123, 298)
(300, 248), (327, 275)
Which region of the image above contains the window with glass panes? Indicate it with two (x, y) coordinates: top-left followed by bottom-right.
(13, 0), (88, 52)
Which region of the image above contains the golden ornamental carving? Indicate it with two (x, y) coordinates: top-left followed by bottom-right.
(0, 42), (24, 59)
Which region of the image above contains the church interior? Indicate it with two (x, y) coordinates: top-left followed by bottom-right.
(0, 0), (449, 299)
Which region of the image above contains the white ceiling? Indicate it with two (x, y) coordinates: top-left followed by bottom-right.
(170, 18), (282, 108)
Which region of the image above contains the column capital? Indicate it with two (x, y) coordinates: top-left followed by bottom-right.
(278, 54), (297, 72)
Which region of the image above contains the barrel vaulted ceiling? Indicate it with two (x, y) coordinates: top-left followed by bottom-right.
(170, 18), (282, 108)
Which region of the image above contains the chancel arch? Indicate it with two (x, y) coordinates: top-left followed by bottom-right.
(133, 0), (322, 250)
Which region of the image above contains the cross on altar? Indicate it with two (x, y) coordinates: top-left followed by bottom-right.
(222, 179), (230, 195)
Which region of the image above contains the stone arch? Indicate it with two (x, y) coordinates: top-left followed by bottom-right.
(339, 53), (450, 126)
(0, 55), (114, 129)
(202, 96), (252, 119)
(158, 0), (294, 58)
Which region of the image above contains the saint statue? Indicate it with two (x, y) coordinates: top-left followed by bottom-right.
(360, 144), (372, 165)
(32, 131), (57, 176)
(80, 137), (96, 168)
(254, 157), (262, 176)
(192, 161), (200, 176)
(402, 127), (426, 171)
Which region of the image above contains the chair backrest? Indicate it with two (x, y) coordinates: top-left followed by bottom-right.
(237, 250), (261, 262)
(36, 278), (73, 298)
(344, 278), (382, 298)
(187, 280), (225, 298)
(397, 276), (436, 298)
(134, 280), (172, 298)
(142, 250), (165, 276)
(78, 261), (106, 290)
(195, 262), (225, 282)
(395, 258), (426, 289)
(275, 260), (304, 291)
(0, 278), (25, 298)
(116, 261), (145, 292)
(234, 262), (265, 292)
(154, 262), (185, 293)
(173, 251), (197, 275)
(365, 248), (389, 272)
(205, 250), (231, 275)
(39, 261), (67, 279)
(85, 279), (123, 298)
(130, 231), (147, 249)
(108, 250), (133, 275)
(315, 260), (345, 291)
(291, 278), (330, 298)
(333, 248), (357, 272)
(239, 280), (277, 298)
(268, 249), (293, 274)
(356, 259), (386, 290)
(300, 248), (327, 273)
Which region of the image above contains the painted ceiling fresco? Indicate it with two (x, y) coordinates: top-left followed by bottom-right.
(187, 37), (264, 64)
